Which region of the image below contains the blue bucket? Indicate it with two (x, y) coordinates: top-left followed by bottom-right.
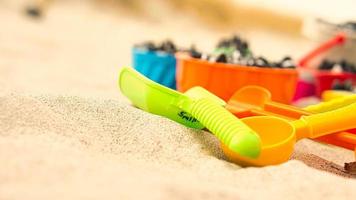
(132, 48), (177, 89)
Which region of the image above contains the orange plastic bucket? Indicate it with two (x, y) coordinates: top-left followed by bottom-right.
(176, 53), (299, 103)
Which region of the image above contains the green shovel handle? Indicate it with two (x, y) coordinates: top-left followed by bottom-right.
(185, 98), (261, 158)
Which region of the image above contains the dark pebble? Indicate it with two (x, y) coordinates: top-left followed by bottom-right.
(159, 40), (176, 54)
(25, 6), (42, 18)
(319, 59), (334, 70)
(216, 54), (227, 63)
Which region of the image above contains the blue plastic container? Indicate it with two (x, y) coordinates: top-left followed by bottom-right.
(132, 48), (177, 89)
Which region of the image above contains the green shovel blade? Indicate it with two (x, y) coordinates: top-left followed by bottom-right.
(119, 67), (204, 129)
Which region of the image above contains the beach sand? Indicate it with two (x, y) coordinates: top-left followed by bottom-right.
(1, 1), (356, 199)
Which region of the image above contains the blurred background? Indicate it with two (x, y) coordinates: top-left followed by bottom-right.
(1, 0), (356, 99)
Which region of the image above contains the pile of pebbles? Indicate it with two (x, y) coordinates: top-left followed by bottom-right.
(134, 36), (296, 69)
(189, 35), (295, 69)
(319, 59), (356, 74)
(331, 80), (354, 91)
(318, 60), (356, 91)
(134, 40), (177, 54)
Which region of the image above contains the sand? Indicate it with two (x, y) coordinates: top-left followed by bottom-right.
(1, 94), (356, 200)
(1, 1), (356, 199)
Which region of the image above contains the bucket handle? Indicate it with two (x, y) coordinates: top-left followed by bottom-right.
(298, 33), (346, 67)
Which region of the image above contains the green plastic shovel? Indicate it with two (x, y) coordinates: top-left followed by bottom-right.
(118, 67), (261, 158)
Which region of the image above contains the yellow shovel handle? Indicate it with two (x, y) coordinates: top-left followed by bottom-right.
(298, 102), (356, 138)
(305, 95), (356, 113)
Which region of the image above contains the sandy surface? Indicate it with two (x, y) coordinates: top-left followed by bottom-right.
(1, 1), (356, 199)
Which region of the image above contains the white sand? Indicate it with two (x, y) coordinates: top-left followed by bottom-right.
(1, 94), (356, 200)
(1, 1), (356, 199)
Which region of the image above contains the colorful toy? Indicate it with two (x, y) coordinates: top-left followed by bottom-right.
(292, 71), (317, 101)
(223, 92), (356, 166)
(298, 33), (356, 96)
(132, 48), (177, 89)
(322, 90), (354, 101)
(306, 92), (356, 113)
(176, 53), (298, 104)
(226, 86), (356, 149)
(118, 67), (261, 158)
(316, 90), (356, 152)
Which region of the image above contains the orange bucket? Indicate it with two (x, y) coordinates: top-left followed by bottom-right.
(176, 53), (299, 103)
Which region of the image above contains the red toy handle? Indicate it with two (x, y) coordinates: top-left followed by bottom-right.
(299, 33), (346, 67)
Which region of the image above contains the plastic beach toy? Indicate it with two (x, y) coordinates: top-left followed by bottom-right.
(222, 86), (356, 166)
(322, 90), (355, 101)
(176, 53), (298, 104)
(298, 33), (356, 96)
(306, 92), (356, 113)
(226, 86), (356, 150)
(118, 67), (261, 158)
(133, 48), (177, 89)
(318, 91), (356, 160)
(298, 33), (346, 67)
